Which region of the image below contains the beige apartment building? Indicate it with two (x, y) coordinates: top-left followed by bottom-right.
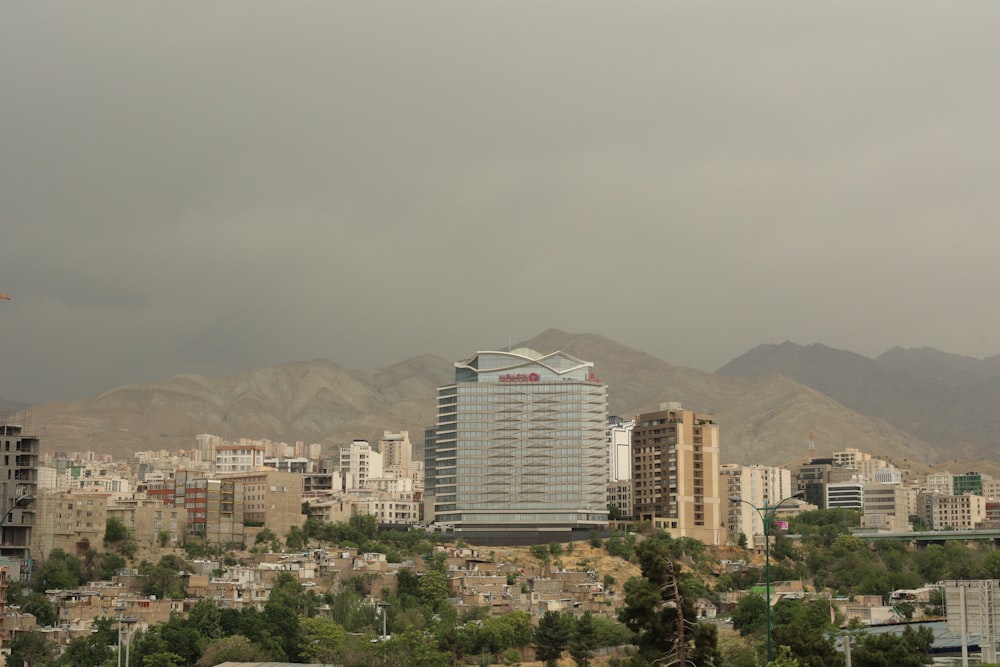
(722, 464), (795, 549)
(935, 493), (986, 530)
(632, 403), (723, 545)
(107, 496), (185, 548)
(217, 469), (304, 536)
(861, 483), (912, 532)
(32, 490), (109, 560)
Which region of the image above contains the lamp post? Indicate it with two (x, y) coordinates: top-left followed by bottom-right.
(729, 490), (804, 663)
(0, 494), (34, 554)
(0, 494), (34, 527)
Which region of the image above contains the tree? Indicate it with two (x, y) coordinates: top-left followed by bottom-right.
(730, 593), (767, 637)
(298, 617), (347, 663)
(418, 569), (449, 612)
(8, 630), (57, 667)
(618, 537), (715, 665)
(569, 611), (599, 666)
(851, 625), (933, 667)
(104, 517), (129, 544)
(255, 528), (277, 544)
(158, 613), (206, 666)
(382, 628), (451, 667)
(769, 599), (843, 667)
(33, 548), (83, 592)
(139, 558), (186, 600)
(286, 525), (306, 551)
(22, 590), (57, 626)
(57, 617), (116, 666)
(896, 600), (916, 621)
(534, 611), (572, 667)
(197, 635), (269, 666)
(189, 599), (222, 639)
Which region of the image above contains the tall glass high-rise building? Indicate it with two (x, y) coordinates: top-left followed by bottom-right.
(427, 348), (608, 544)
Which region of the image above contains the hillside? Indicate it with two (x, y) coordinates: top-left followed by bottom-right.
(718, 342), (1000, 461)
(21, 329), (938, 466)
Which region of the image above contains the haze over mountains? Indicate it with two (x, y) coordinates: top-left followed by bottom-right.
(5, 330), (996, 469)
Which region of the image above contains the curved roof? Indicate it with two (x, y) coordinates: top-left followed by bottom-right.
(456, 349), (593, 375)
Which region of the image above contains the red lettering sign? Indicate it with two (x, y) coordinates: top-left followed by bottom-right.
(498, 372), (541, 383)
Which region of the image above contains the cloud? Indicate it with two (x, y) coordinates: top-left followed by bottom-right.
(2, 1), (1000, 402)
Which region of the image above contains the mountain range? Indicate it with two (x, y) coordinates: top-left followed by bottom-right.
(6, 330), (997, 470)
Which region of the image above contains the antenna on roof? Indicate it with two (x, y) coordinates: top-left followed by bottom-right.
(809, 431), (816, 463)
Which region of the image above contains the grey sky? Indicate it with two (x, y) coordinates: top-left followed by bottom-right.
(2, 2), (999, 403)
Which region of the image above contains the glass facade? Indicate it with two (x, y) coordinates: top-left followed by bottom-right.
(431, 350), (608, 532)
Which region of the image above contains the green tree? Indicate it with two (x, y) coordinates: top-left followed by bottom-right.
(139, 558), (186, 600)
(8, 630), (57, 667)
(730, 593), (767, 637)
(298, 616), (347, 663)
(57, 617), (116, 666)
(569, 611), (599, 666)
(769, 598), (843, 667)
(285, 525), (306, 551)
(418, 568), (449, 612)
(22, 590), (57, 626)
(33, 548), (83, 592)
(158, 613), (205, 666)
(143, 652), (187, 667)
(189, 598), (222, 639)
(534, 611), (572, 667)
(255, 528), (277, 544)
(197, 635), (269, 666)
(104, 516), (129, 544)
(382, 628), (451, 667)
(851, 625), (933, 667)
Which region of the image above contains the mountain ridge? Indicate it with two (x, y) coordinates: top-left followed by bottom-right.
(13, 330), (949, 468)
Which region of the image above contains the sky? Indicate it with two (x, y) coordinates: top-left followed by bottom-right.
(2, 2), (1000, 404)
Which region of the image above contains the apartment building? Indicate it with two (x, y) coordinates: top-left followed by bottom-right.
(632, 403), (723, 545)
(0, 424), (39, 575)
(722, 464), (794, 549)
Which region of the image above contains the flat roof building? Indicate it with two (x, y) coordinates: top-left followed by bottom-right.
(427, 348), (608, 544)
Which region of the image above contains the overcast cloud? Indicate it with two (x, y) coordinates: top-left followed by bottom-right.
(2, 2), (999, 403)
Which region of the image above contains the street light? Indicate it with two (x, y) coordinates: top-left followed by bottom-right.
(0, 494), (34, 527)
(0, 494), (34, 554)
(729, 490), (804, 663)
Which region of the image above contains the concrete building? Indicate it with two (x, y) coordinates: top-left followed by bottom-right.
(107, 496), (185, 547)
(936, 493), (987, 531)
(632, 403), (723, 545)
(926, 472), (954, 495)
(826, 479), (865, 510)
(953, 472), (984, 496)
(339, 440), (383, 489)
(606, 416), (634, 482)
(32, 490), (109, 560)
(184, 478), (245, 547)
(215, 443), (265, 473)
(427, 348), (608, 544)
(722, 464), (794, 549)
(861, 483), (912, 532)
(0, 424), (39, 577)
(378, 431), (412, 471)
(606, 480), (633, 520)
(218, 469), (304, 536)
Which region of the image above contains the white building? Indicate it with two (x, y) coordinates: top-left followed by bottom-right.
(606, 417), (634, 482)
(339, 440), (383, 489)
(723, 464), (794, 549)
